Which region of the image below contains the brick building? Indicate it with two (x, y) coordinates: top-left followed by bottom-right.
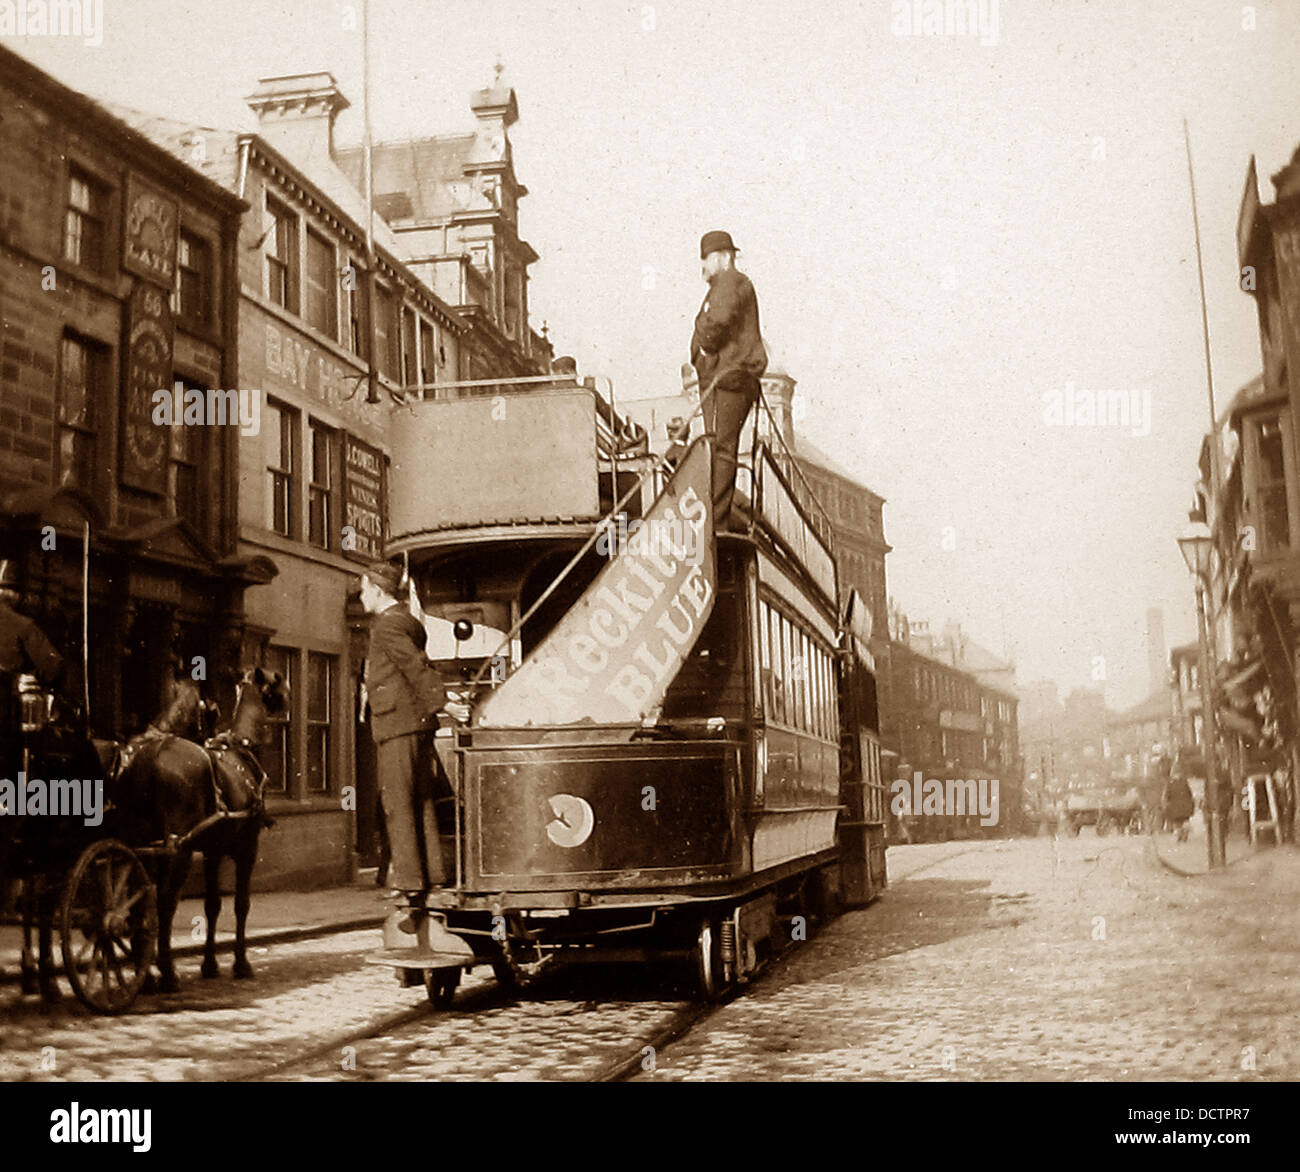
(335, 82), (554, 385)
(2, 44), (564, 887)
(113, 70), (557, 885)
(882, 618), (1021, 838)
(0, 42), (272, 739)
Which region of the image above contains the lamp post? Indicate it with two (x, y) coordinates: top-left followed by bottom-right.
(1178, 525), (1222, 868)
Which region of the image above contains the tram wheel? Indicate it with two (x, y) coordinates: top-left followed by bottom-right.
(60, 840), (157, 1015)
(694, 918), (725, 1002)
(425, 966), (461, 1010)
(491, 958), (520, 993)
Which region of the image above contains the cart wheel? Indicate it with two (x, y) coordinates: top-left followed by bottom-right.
(426, 966), (461, 1010)
(60, 840), (157, 1015)
(694, 918), (724, 1002)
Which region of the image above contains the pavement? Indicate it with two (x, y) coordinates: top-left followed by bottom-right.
(1, 870), (388, 978)
(1149, 819), (1258, 876)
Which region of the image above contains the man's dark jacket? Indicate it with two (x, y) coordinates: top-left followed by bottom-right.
(690, 267), (767, 392)
(0, 599), (63, 686)
(364, 606), (446, 744)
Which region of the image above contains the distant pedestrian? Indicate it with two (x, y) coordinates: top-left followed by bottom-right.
(1163, 771), (1194, 842)
(689, 230), (767, 529)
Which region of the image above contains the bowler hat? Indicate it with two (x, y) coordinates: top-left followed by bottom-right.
(700, 230), (738, 259)
(363, 560), (403, 597)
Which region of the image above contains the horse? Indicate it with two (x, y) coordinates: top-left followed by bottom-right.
(113, 666), (287, 993)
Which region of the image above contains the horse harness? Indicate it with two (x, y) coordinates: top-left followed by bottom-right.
(201, 733), (271, 825)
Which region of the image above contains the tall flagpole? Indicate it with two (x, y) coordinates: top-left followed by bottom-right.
(1184, 117), (1219, 491)
(1183, 115), (1225, 868)
(362, 0), (380, 403)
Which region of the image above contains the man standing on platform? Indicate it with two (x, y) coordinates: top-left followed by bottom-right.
(359, 561), (461, 901)
(690, 229), (768, 529)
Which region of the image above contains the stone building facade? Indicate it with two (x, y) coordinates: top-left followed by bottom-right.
(0, 42), (271, 741)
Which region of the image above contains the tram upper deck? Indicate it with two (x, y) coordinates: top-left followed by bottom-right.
(386, 376), (839, 654)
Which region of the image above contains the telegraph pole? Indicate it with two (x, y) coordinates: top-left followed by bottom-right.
(1184, 117), (1225, 867)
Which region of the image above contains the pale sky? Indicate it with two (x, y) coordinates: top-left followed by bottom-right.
(11, 0), (1300, 709)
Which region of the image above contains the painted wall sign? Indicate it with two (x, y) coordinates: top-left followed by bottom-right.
(123, 173), (178, 287)
(343, 434), (385, 562)
(476, 438), (715, 729)
(120, 281), (173, 495)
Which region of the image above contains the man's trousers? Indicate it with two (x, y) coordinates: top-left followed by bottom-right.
(376, 731), (445, 892)
(702, 374), (761, 529)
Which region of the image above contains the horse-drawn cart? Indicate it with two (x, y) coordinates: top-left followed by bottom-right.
(3, 669), (285, 1014)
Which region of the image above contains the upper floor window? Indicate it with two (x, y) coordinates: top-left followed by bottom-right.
(168, 386), (207, 534)
(344, 258), (369, 359)
(57, 333), (104, 490)
(264, 198), (298, 312)
(308, 419), (335, 550)
(176, 230), (212, 326)
(305, 229), (337, 340)
(374, 283), (399, 381)
(1245, 410), (1294, 555)
(401, 308), (418, 389)
(63, 169), (108, 273)
(266, 399), (299, 537)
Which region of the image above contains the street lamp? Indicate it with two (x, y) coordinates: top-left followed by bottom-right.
(1177, 524), (1223, 868)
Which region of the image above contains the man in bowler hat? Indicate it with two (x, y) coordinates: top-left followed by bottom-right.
(360, 560), (459, 900)
(690, 229), (768, 528)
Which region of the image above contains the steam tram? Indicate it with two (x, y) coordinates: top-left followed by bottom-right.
(379, 376), (888, 1002)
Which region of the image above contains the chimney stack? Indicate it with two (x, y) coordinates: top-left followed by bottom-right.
(1146, 607), (1167, 696)
(246, 72), (350, 163)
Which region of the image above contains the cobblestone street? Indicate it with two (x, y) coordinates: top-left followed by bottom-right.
(4, 834), (1297, 1083)
(639, 835), (1300, 1081)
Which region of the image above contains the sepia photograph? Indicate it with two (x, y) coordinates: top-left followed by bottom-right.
(0, 0), (1296, 1149)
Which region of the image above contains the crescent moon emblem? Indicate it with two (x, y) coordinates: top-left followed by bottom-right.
(546, 793), (594, 848)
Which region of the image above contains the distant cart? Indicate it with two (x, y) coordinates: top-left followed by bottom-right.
(1062, 783), (1144, 836)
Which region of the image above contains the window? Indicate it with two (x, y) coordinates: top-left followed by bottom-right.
(768, 607), (785, 725)
(402, 308), (418, 389)
(266, 399), (299, 537)
(176, 230), (212, 325)
(168, 385), (205, 532)
(307, 652), (334, 793)
(308, 419), (335, 549)
(1249, 411), (1292, 553)
(305, 229), (337, 339)
(63, 168), (108, 273)
(419, 319), (436, 394)
(799, 630), (813, 732)
(374, 283), (399, 380)
(264, 198), (297, 312)
(57, 334), (102, 490)
(345, 258), (368, 358)
(262, 646), (294, 793)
